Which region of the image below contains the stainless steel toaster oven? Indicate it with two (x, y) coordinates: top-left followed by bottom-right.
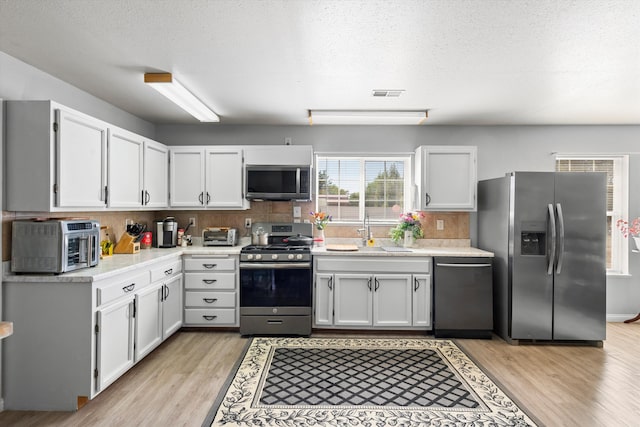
(202, 227), (238, 246)
(11, 219), (101, 273)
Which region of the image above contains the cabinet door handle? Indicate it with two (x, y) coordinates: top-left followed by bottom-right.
(203, 315), (217, 321)
(164, 284), (170, 300)
(328, 276), (333, 291)
(206, 192), (211, 204)
(414, 277), (420, 291)
(425, 192), (431, 206)
(374, 278), (380, 292)
(164, 268), (173, 275)
(367, 277), (372, 292)
(145, 190), (151, 205)
(123, 283), (135, 293)
(203, 298), (218, 304)
(202, 263), (217, 269)
(198, 192), (204, 205)
(202, 279), (217, 284)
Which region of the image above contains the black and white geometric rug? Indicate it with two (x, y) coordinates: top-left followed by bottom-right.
(203, 337), (538, 426)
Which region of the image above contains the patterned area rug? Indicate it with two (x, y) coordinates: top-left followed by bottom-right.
(203, 337), (537, 426)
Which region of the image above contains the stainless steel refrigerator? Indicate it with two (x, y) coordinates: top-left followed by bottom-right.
(478, 172), (606, 344)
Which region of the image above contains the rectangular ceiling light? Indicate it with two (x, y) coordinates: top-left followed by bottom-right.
(144, 73), (219, 122)
(308, 110), (427, 125)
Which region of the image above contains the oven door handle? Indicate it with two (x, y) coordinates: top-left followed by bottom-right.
(240, 262), (312, 269)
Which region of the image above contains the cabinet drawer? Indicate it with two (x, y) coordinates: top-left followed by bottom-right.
(150, 258), (182, 282)
(185, 291), (236, 308)
(184, 272), (236, 290)
(316, 256), (431, 274)
(97, 271), (150, 306)
(184, 257), (235, 271)
(184, 308), (236, 325)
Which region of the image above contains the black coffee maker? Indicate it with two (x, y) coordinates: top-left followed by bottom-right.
(153, 217), (178, 248)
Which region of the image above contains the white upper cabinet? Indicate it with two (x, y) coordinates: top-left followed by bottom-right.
(169, 147), (206, 207)
(6, 101), (108, 211)
(56, 109), (109, 208)
(169, 146), (247, 209)
(107, 127), (144, 208)
(205, 148), (245, 208)
(5, 100), (170, 212)
(142, 140), (169, 208)
(414, 145), (477, 211)
(244, 145), (313, 166)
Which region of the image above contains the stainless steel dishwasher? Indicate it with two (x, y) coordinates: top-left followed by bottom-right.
(433, 257), (493, 338)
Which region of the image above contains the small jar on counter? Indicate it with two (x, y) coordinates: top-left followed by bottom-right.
(140, 232), (152, 249)
(177, 228), (184, 246)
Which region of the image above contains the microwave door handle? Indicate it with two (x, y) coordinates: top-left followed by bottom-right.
(296, 167), (300, 193)
(82, 236), (92, 266)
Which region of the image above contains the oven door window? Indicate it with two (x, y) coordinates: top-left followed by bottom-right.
(240, 267), (312, 307)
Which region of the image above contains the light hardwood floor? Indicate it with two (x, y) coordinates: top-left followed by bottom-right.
(0, 323), (638, 426)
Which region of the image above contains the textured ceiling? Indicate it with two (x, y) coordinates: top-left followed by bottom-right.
(1, 0), (639, 125)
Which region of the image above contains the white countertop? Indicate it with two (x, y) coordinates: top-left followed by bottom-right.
(3, 243), (243, 283)
(3, 238), (492, 283)
(312, 246), (493, 257)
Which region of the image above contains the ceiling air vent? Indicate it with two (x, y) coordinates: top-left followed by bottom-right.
(372, 90), (405, 97)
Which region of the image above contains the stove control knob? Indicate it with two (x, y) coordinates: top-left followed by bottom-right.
(296, 254), (303, 260)
(271, 254), (278, 260)
(288, 254), (294, 260)
(255, 254), (262, 260)
(246, 254), (254, 260)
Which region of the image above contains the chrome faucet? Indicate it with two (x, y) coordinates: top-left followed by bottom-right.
(357, 212), (372, 246)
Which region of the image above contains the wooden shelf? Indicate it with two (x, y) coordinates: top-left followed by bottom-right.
(0, 321), (14, 339)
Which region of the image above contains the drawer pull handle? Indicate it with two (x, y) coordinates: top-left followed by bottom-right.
(202, 263), (217, 269)
(202, 279), (218, 285)
(164, 268), (173, 275)
(203, 298), (218, 304)
(123, 283), (135, 293)
(203, 315), (217, 321)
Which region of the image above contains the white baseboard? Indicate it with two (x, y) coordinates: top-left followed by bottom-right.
(607, 314), (638, 322)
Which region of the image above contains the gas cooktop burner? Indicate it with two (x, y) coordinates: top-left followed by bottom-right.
(242, 244), (311, 252)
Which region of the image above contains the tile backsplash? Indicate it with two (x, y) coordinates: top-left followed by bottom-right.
(1, 202), (469, 261)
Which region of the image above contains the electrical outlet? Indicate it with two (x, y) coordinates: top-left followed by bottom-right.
(293, 206), (301, 217)
(436, 219), (444, 231)
(125, 218), (132, 228)
(189, 217), (196, 229)
(245, 218), (252, 228)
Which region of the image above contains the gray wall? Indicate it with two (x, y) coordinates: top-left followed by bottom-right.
(0, 51), (154, 138)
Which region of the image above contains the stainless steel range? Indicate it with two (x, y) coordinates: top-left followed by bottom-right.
(239, 222), (313, 336)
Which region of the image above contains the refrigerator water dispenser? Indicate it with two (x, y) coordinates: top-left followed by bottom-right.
(521, 231), (546, 255)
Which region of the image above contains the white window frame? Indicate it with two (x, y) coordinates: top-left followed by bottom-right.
(315, 154), (412, 224)
(555, 154), (629, 275)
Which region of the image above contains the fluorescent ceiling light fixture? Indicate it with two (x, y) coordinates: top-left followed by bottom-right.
(144, 73), (219, 122)
(308, 110), (427, 125)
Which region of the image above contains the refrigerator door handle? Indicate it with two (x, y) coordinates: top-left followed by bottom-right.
(556, 203), (565, 274)
(547, 203), (557, 275)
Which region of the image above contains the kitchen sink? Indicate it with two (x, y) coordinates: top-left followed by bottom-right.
(357, 246), (413, 253)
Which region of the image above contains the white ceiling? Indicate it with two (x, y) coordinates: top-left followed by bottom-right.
(1, 0), (639, 126)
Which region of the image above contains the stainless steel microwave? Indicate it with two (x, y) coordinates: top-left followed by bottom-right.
(11, 219), (100, 274)
(245, 165), (311, 201)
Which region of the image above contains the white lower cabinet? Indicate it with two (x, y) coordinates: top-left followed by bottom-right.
(162, 275), (183, 337)
(96, 295), (136, 391)
(183, 255), (239, 326)
(314, 256), (431, 330)
(134, 282), (163, 361)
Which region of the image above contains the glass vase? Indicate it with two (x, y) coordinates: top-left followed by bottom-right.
(403, 230), (415, 248)
(315, 228), (325, 247)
